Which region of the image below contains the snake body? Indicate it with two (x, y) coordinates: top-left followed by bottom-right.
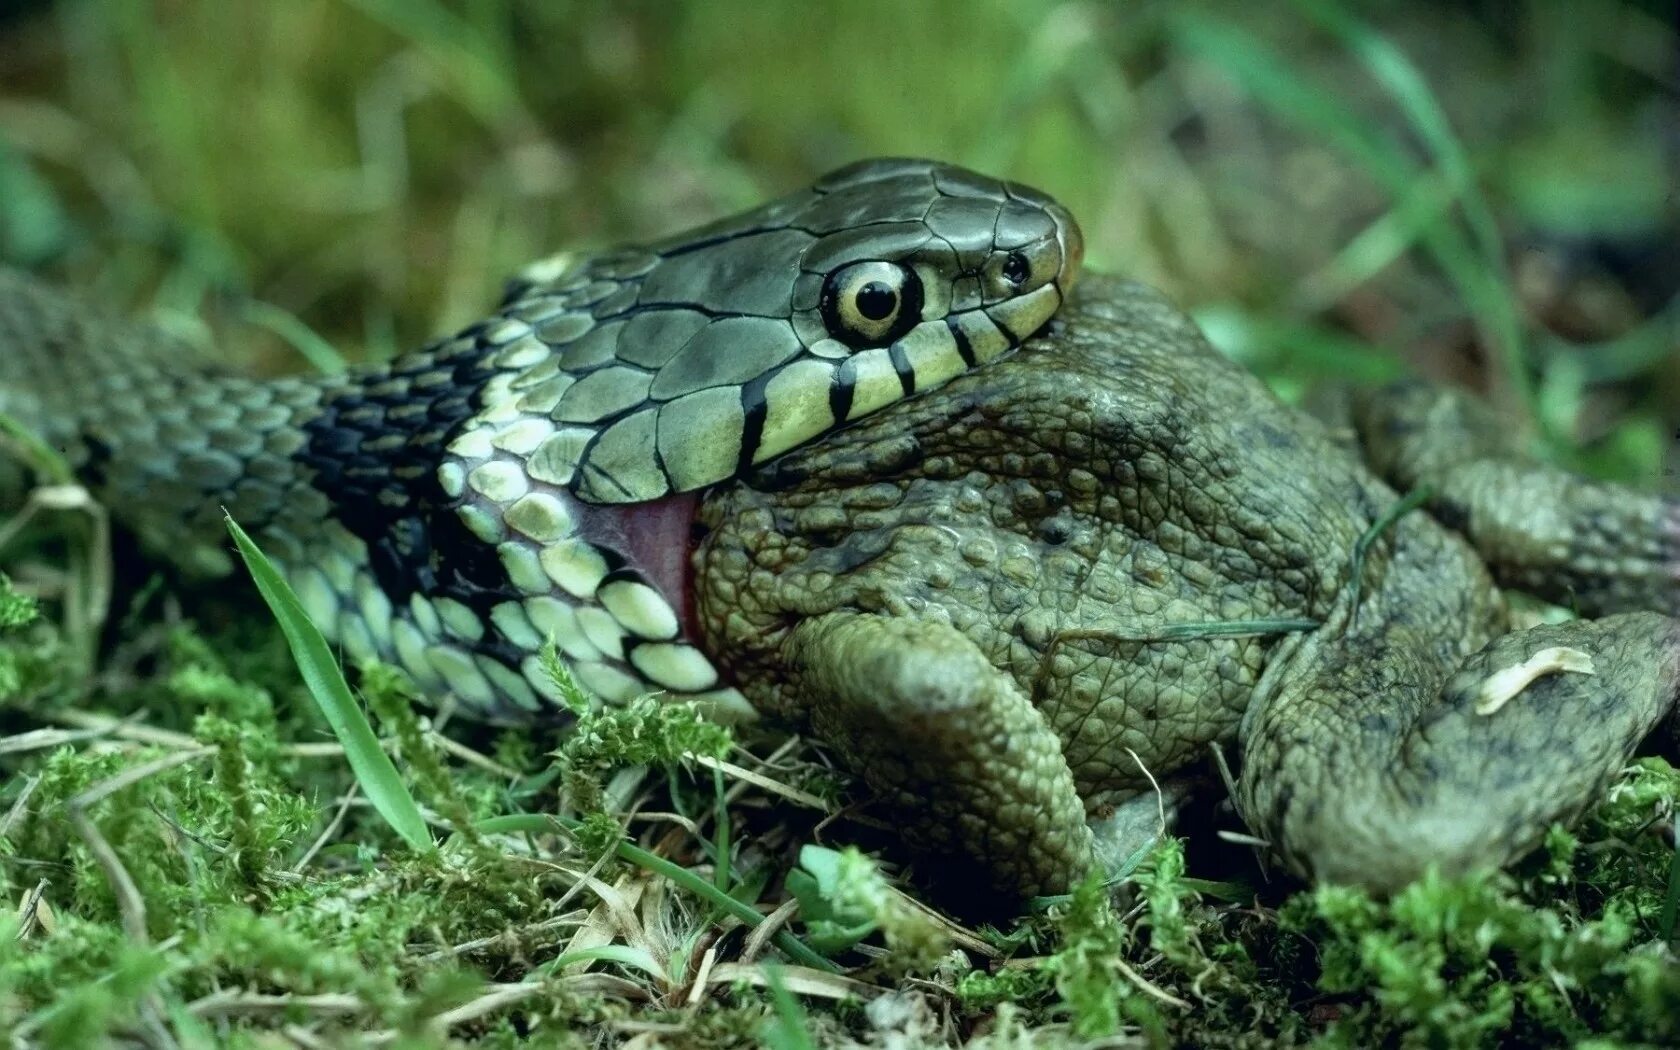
(0, 159), (1083, 721)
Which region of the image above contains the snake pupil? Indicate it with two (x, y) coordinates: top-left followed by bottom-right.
(855, 281), (898, 320)
(1002, 251), (1031, 286)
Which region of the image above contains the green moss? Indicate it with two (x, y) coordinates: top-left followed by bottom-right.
(361, 661), (490, 853)
(1280, 869), (1680, 1047)
(0, 576), (38, 629)
(788, 845), (951, 973)
(1049, 874), (1140, 1040)
(0, 575), (64, 702)
(556, 692), (732, 814)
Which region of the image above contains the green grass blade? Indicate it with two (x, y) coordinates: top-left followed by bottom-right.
(544, 944), (668, 981)
(763, 966), (818, 1050)
(1292, 0), (1504, 265)
(1291, 0), (1530, 415)
(338, 0), (519, 124)
(1294, 171), (1458, 313)
(712, 763), (733, 894)
(1169, 11), (1536, 423)
(239, 299), (348, 375)
(0, 412), (76, 486)
(1168, 13), (1407, 180)
(224, 513), (433, 852)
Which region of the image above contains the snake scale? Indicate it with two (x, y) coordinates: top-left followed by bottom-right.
(0, 159), (1083, 722)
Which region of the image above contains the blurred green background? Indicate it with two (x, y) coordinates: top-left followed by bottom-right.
(0, 0), (1675, 479)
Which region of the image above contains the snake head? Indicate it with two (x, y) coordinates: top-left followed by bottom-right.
(485, 158), (1083, 506)
(797, 157), (1083, 357)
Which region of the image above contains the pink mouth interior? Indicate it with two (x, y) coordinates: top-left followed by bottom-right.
(571, 493), (702, 637)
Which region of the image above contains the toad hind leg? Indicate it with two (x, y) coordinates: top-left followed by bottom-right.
(782, 611), (1096, 905)
(1350, 379), (1679, 618)
(1237, 610), (1680, 892)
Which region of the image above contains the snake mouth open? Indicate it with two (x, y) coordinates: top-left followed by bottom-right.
(571, 491), (703, 638)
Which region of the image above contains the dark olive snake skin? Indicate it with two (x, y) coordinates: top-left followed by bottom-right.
(0, 159), (1084, 721)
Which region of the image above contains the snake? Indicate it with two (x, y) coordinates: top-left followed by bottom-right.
(0, 158), (1084, 722)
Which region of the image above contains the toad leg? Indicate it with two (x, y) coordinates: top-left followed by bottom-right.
(1351, 379), (1678, 617)
(1238, 608), (1680, 892)
(783, 611), (1096, 903)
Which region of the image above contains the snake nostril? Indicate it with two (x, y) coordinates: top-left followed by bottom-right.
(1002, 252), (1031, 287)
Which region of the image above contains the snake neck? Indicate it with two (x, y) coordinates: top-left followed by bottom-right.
(2, 252), (788, 726)
(2, 269), (735, 721)
(0, 272), (313, 573)
(324, 312), (727, 714)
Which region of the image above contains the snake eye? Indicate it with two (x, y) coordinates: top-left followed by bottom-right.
(820, 261), (924, 348)
(1001, 251), (1031, 286)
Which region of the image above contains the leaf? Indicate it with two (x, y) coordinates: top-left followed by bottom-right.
(224, 513), (433, 852)
(546, 944), (669, 982)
